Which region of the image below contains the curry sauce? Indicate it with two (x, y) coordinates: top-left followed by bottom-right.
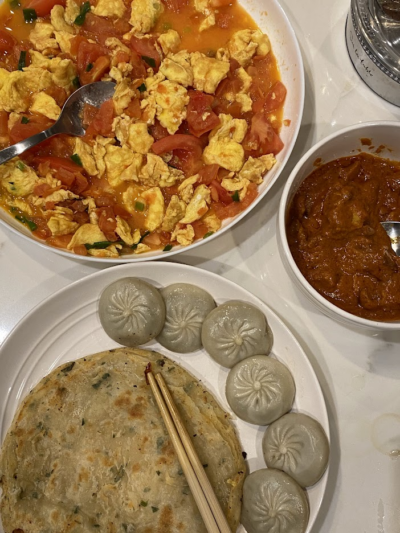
(287, 152), (400, 321)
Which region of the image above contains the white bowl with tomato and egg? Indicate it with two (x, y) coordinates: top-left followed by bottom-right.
(278, 121), (400, 330)
(0, 0), (304, 262)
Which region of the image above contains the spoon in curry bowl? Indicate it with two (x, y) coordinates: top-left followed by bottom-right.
(381, 221), (400, 256)
(0, 81), (116, 166)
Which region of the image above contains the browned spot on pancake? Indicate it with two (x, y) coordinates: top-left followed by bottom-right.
(12, 529), (24, 532)
(78, 468), (89, 483)
(177, 522), (185, 531)
(67, 426), (76, 434)
(114, 392), (145, 419)
(159, 505), (173, 531)
(131, 463), (141, 473)
(102, 456), (113, 467)
(51, 509), (60, 521)
(86, 454), (95, 462)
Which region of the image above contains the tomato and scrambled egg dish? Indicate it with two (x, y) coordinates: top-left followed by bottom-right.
(0, 0), (286, 257)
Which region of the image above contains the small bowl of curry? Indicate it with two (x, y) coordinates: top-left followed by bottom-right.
(278, 121), (400, 330)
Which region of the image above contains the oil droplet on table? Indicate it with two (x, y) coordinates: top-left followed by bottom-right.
(371, 414), (400, 457)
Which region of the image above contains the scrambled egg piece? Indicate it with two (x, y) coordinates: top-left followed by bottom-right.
(113, 79), (136, 115)
(47, 207), (79, 236)
(28, 51), (77, 91)
(209, 113), (248, 143)
(153, 80), (189, 134)
(190, 52), (229, 94)
(74, 138), (98, 176)
(88, 245), (121, 258)
(65, 0), (80, 24)
(178, 174), (199, 203)
(51, 5), (75, 33)
(139, 154), (184, 187)
(82, 197), (98, 224)
(133, 242), (151, 254)
(93, 0), (126, 18)
(0, 161), (39, 196)
(0, 69), (52, 113)
(228, 29), (271, 67)
(0, 69), (9, 90)
(203, 114), (247, 171)
(115, 216), (141, 246)
(32, 189), (79, 207)
(141, 186), (164, 231)
(202, 212), (221, 232)
(129, 0), (163, 34)
(171, 223), (195, 246)
(29, 22), (58, 52)
(114, 117), (154, 154)
(7, 197), (34, 215)
(104, 145), (143, 187)
(161, 195), (187, 232)
(145, 71), (165, 92)
(140, 93), (157, 125)
(54, 31), (74, 54)
(158, 30), (181, 55)
(180, 184), (211, 224)
(67, 223), (106, 250)
(109, 64), (133, 83)
(160, 51), (193, 88)
(221, 174), (249, 200)
(216, 48), (230, 62)
(222, 67), (253, 113)
(106, 37), (131, 56)
(194, 0), (212, 15)
(30, 93), (61, 121)
(238, 154), (276, 184)
(92, 136), (115, 178)
(199, 13), (215, 32)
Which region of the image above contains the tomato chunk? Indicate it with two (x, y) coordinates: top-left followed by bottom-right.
(130, 36), (161, 70)
(152, 134), (203, 176)
(186, 91), (220, 137)
(85, 100), (115, 137)
(25, 0), (65, 17)
(0, 30), (16, 54)
(243, 112), (284, 157)
(252, 81), (287, 114)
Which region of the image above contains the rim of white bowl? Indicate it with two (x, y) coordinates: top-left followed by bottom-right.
(278, 120), (400, 330)
(0, 0), (305, 263)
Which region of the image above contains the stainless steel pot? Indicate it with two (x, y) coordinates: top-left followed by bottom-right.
(346, 0), (400, 107)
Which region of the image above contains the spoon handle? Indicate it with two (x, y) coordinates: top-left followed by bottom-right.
(0, 124), (59, 166)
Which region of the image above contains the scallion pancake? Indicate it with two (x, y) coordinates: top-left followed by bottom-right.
(0, 348), (246, 532)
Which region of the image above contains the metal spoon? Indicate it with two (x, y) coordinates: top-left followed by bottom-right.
(381, 221), (400, 256)
(0, 81), (116, 166)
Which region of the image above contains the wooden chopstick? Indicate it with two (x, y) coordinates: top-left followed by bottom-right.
(147, 371), (222, 533)
(154, 373), (232, 533)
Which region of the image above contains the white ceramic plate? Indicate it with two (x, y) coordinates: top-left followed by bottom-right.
(0, 262), (327, 532)
(0, 0), (304, 263)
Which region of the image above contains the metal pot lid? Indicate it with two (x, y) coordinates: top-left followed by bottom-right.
(353, 0), (400, 80)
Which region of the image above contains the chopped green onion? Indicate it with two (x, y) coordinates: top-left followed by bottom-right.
(231, 190), (240, 202)
(137, 83), (147, 92)
(61, 362), (75, 373)
(151, 506), (159, 513)
(85, 240), (122, 250)
(140, 500), (148, 507)
(203, 231), (214, 239)
(163, 244), (173, 252)
(135, 201), (145, 212)
(86, 63), (93, 72)
(141, 55), (156, 68)
(70, 153), (83, 166)
(21, 116), (29, 124)
(15, 215), (37, 231)
(16, 161), (26, 171)
(131, 230), (150, 249)
(23, 8), (37, 22)
(72, 76), (80, 88)
(9, 0), (21, 9)
(74, 1), (91, 26)
(17, 50), (26, 71)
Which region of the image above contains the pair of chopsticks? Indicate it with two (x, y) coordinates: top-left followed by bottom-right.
(147, 368), (232, 533)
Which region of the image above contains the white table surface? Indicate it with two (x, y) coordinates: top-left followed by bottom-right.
(1, 0), (400, 531)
